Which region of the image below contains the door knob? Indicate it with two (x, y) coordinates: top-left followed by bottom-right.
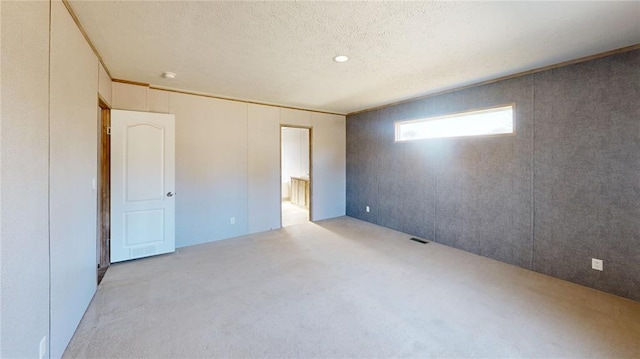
(166, 192), (174, 197)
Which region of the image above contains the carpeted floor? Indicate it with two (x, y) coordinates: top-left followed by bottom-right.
(64, 217), (640, 358)
(282, 200), (309, 227)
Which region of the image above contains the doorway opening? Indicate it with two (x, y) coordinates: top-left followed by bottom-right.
(97, 98), (111, 284)
(281, 126), (311, 227)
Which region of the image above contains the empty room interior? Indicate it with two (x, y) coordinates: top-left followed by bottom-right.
(1, 1), (640, 358)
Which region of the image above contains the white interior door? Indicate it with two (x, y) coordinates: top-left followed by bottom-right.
(111, 110), (175, 262)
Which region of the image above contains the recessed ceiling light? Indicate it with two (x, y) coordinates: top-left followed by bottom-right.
(333, 55), (349, 63)
(162, 72), (176, 79)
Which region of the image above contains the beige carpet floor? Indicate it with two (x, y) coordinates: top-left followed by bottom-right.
(64, 217), (640, 358)
(282, 200), (309, 227)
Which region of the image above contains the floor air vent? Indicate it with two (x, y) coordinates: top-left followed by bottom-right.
(409, 237), (429, 244)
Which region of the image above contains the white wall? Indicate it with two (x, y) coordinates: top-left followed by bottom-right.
(310, 113), (346, 220)
(112, 82), (147, 111)
(170, 92), (250, 247)
(98, 63), (112, 106)
(248, 104), (281, 233)
(112, 84), (346, 246)
(281, 128), (309, 199)
(1, 1), (106, 357)
(0, 1), (51, 357)
(280, 108), (311, 127)
(49, 1), (99, 357)
(111, 83), (168, 113)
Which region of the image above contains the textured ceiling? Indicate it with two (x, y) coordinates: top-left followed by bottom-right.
(69, 1), (640, 114)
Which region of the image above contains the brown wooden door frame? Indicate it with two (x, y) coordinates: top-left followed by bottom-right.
(97, 97), (111, 284)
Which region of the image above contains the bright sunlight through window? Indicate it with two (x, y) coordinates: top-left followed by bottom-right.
(395, 105), (514, 142)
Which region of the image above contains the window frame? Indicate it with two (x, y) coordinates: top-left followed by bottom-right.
(394, 103), (517, 142)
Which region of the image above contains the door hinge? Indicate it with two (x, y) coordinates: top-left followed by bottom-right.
(107, 127), (111, 135)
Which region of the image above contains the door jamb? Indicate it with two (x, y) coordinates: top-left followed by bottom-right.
(97, 97), (111, 284)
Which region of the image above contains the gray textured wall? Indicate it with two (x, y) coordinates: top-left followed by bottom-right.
(346, 49), (639, 302)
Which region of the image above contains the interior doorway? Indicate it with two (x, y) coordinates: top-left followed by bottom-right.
(281, 126), (311, 227)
